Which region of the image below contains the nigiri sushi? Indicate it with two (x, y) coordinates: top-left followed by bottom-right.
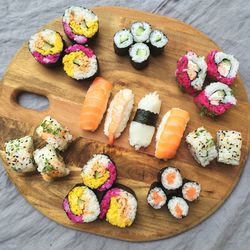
(155, 108), (190, 159)
(80, 77), (112, 131)
(129, 92), (161, 150)
(104, 89), (134, 145)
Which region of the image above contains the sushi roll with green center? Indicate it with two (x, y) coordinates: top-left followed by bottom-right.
(182, 180), (201, 202)
(113, 29), (133, 56)
(131, 21), (152, 43)
(149, 29), (168, 55)
(147, 182), (167, 209)
(129, 43), (150, 69)
(167, 196), (189, 219)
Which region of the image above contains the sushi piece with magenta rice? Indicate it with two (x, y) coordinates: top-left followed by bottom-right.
(113, 29), (133, 56)
(149, 29), (168, 56)
(131, 21), (152, 43)
(129, 43), (150, 70)
(147, 182), (167, 209)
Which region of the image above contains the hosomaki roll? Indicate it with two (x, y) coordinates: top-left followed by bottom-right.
(130, 21), (152, 43)
(167, 196), (189, 219)
(129, 43), (150, 70)
(113, 29), (134, 56)
(149, 29), (168, 56)
(147, 182), (167, 209)
(181, 180), (201, 202)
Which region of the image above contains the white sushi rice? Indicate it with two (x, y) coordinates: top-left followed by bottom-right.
(104, 89), (134, 140)
(138, 92), (161, 113)
(186, 127), (218, 167)
(36, 116), (73, 151)
(147, 187), (167, 209)
(129, 43), (150, 63)
(217, 130), (242, 165)
(214, 52), (239, 78)
(131, 21), (152, 42)
(114, 29), (133, 48)
(205, 82), (237, 105)
(161, 167), (183, 190)
(182, 182), (201, 202)
(168, 196), (189, 219)
(149, 29), (168, 48)
(5, 136), (36, 173)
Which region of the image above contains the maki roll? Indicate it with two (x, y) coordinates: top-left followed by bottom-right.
(81, 154), (117, 191)
(129, 43), (150, 70)
(182, 180), (201, 202)
(131, 21), (152, 43)
(217, 130), (242, 165)
(36, 116), (73, 151)
(113, 29), (133, 56)
(175, 51), (207, 95)
(206, 50), (239, 85)
(99, 185), (137, 228)
(149, 29), (168, 56)
(194, 82), (237, 117)
(28, 29), (64, 66)
(167, 196), (189, 219)
(5, 136), (36, 173)
(147, 182), (167, 209)
(186, 127), (218, 167)
(63, 6), (99, 44)
(63, 184), (100, 223)
(104, 89), (134, 145)
(62, 44), (98, 80)
(33, 144), (70, 182)
(129, 92), (161, 150)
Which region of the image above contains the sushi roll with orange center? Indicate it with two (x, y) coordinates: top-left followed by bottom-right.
(182, 180), (201, 202)
(147, 182), (167, 209)
(167, 196), (189, 219)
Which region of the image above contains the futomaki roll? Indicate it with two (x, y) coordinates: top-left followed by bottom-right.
(129, 43), (150, 69)
(99, 184), (138, 228)
(63, 6), (99, 44)
(194, 82), (237, 117)
(63, 184), (100, 223)
(206, 50), (239, 85)
(175, 51), (207, 95)
(113, 29), (133, 56)
(28, 29), (64, 66)
(149, 29), (168, 56)
(81, 154), (117, 192)
(62, 44), (98, 80)
(131, 21), (152, 43)
(182, 180), (201, 202)
(167, 196), (189, 219)
(147, 182), (167, 209)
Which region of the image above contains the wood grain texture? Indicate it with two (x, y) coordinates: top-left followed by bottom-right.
(0, 6), (249, 241)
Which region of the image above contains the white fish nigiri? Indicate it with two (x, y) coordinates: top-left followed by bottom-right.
(129, 92), (161, 150)
(104, 89), (134, 145)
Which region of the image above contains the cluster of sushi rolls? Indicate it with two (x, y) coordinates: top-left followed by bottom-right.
(5, 135), (36, 173)
(63, 6), (99, 44)
(81, 154), (117, 192)
(186, 127), (218, 167)
(28, 29), (65, 66)
(36, 116), (73, 151)
(34, 144), (70, 182)
(113, 29), (134, 56)
(149, 29), (168, 56)
(99, 184), (138, 228)
(206, 50), (239, 85)
(63, 184), (100, 223)
(147, 182), (167, 209)
(129, 92), (161, 150)
(175, 51), (207, 95)
(104, 89), (134, 145)
(194, 82), (237, 117)
(62, 44), (98, 80)
(217, 130), (242, 165)
(129, 43), (150, 70)
(155, 108), (190, 160)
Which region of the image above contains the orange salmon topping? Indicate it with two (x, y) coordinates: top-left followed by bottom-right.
(152, 191), (164, 204)
(175, 203), (183, 217)
(185, 187), (197, 200)
(166, 172), (176, 184)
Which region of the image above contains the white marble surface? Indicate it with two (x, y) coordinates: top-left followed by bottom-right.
(0, 1), (249, 249)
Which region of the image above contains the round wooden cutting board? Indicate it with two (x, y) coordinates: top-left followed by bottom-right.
(0, 6), (249, 242)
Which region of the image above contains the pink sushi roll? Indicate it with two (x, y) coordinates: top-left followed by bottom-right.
(175, 51), (207, 95)
(194, 82), (237, 117)
(206, 50), (239, 85)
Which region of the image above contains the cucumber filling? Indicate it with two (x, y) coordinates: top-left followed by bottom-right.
(136, 26), (145, 36)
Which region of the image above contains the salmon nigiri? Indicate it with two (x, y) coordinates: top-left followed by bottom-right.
(80, 77), (112, 131)
(155, 108), (190, 159)
(104, 89), (134, 145)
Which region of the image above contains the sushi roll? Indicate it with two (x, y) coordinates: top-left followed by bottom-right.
(129, 43), (150, 70)
(175, 51), (207, 95)
(104, 89), (134, 145)
(149, 29), (168, 56)
(28, 29), (65, 66)
(206, 50), (239, 85)
(147, 182), (167, 209)
(130, 21), (152, 43)
(81, 154), (117, 191)
(62, 44), (98, 80)
(99, 184), (138, 228)
(182, 180), (201, 202)
(36, 116), (73, 151)
(63, 6), (99, 44)
(158, 166), (183, 190)
(186, 127), (218, 167)
(113, 29), (133, 56)
(63, 184), (100, 223)
(194, 82), (237, 117)
(155, 108), (190, 160)
(80, 77), (112, 131)
(33, 144), (70, 182)
(129, 92), (161, 150)
(5, 136), (36, 173)
(217, 130), (242, 165)
(167, 196), (189, 219)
